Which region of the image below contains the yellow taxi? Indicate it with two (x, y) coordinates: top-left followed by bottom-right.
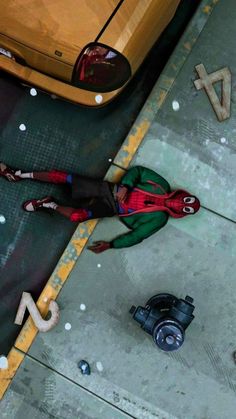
(0, 0), (180, 106)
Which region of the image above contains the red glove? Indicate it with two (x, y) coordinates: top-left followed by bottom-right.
(87, 241), (111, 253)
(116, 186), (128, 203)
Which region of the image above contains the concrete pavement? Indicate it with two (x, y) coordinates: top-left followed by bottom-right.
(2, 0), (236, 418)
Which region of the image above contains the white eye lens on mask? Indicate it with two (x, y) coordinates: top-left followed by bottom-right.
(183, 206), (195, 214)
(184, 197), (195, 204)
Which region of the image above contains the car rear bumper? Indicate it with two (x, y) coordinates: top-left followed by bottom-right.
(0, 55), (121, 107)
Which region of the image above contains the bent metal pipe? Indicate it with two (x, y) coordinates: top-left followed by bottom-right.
(14, 292), (60, 332)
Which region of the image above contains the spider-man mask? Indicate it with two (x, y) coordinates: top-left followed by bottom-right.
(165, 190), (200, 218)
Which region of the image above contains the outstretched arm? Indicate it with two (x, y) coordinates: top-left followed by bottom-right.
(88, 216), (167, 252)
(110, 219), (165, 249)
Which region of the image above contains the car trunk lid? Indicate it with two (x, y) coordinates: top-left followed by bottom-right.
(0, 0), (122, 65)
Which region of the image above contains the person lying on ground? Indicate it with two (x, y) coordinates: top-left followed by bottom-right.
(0, 163), (200, 253)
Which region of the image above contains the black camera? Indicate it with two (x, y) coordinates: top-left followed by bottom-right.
(130, 293), (195, 352)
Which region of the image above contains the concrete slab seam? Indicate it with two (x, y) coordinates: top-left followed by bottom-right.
(20, 351), (137, 419)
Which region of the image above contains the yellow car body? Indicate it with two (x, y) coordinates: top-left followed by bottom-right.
(0, 0), (180, 106)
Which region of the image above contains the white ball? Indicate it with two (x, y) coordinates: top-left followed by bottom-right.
(80, 303), (86, 311)
(0, 215), (6, 224)
(65, 322), (72, 330)
(30, 88), (37, 96)
(19, 123), (26, 131)
(172, 100), (180, 111)
(96, 361), (104, 372)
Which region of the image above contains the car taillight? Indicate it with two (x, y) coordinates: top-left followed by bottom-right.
(72, 43), (131, 92)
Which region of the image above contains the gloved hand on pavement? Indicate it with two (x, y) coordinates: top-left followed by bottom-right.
(87, 241), (111, 253)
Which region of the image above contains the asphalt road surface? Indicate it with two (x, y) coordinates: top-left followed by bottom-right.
(0, 1), (200, 355)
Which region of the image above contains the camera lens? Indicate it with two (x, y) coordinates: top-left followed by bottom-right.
(153, 320), (184, 352)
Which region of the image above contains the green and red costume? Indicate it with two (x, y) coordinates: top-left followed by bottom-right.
(42, 166), (200, 248)
(0, 163), (200, 249)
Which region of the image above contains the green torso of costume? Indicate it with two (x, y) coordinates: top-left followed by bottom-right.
(111, 166), (170, 249)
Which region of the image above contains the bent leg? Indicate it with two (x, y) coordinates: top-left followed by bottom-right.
(23, 195), (116, 223)
(23, 196), (83, 219)
(56, 206), (92, 222)
(57, 197), (116, 222)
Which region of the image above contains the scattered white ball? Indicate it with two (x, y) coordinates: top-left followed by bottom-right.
(30, 88), (37, 96)
(0, 356), (8, 369)
(172, 100), (180, 111)
(0, 215), (6, 224)
(96, 361), (104, 372)
(51, 94), (57, 100)
(95, 94), (103, 104)
(80, 303), (86, 311)
(19, 124), (26, 131)
(43, 297), (48, 303)
(220, 137), (227, 144)
(65, 322), (72, 331)
(108, 158), (112, 162)
(97, 263), (101, 268)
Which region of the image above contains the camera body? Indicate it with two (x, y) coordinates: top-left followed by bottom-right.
(130, 293), (195, 352)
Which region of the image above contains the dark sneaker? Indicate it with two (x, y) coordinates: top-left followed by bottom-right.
(23, 196), (55, 212)
(0, 162), (21, 182)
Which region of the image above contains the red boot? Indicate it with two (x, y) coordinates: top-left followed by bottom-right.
(0, 162), (21, 182)
(23, 196), (56, 212)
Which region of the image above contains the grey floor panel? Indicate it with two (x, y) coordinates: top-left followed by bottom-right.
(1, 354), (132, 419)
(27, 209), (236, 419)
